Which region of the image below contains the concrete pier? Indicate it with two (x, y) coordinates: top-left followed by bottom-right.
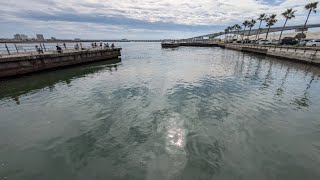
(0, 48), (121, 78)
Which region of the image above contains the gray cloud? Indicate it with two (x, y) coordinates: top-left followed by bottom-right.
(0, 0), (318, 39)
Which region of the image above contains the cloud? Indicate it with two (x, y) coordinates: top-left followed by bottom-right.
(0, 0), (318, 39)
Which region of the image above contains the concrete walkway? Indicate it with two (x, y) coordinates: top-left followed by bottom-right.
(0, 47), (118, 59)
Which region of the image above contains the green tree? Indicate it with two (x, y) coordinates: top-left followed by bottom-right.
(265, 14), (277, 40)
(295, 32), (306, 39)
(278, 8), (296, 43)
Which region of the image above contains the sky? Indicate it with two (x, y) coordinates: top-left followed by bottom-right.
(0, 0), (319, 40)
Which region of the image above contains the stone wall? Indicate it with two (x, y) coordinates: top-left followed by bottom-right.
(0, 48), (121, 78)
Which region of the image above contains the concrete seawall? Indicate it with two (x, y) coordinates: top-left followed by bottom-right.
(0, 48), (121, 78)
(224, 44), (320, 66)
(178, 42), (320, 66)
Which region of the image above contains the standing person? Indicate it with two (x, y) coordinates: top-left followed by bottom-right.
(74, 43), (79, 50)
(94, 42), (97, 47)
(100, 42), (103, 49)
(106, 43), (109, 48)
(35, 45), (43, 54)
(111, 43), (115, 49)
(63, 43), (67, 49)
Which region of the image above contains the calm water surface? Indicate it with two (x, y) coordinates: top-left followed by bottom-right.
(1, 42), (320, 180)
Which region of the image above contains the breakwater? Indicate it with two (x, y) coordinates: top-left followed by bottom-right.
(0, 48), (121, 78)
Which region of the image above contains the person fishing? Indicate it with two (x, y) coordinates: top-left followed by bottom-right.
(56, 45), (63, 53)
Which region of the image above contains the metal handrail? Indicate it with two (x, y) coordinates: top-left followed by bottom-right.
(0, 42), (119, 57)
(226, 43), (319, 55)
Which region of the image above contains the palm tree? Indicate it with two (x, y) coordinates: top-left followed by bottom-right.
(265, 14), (277, 41)
(278, 8), (296, 43)
(242, 20), (250, 42)
(247, 19), (257, 40)
(225, 26), (233, 42)
(300, 2), (318, 41)
(224, 28), (229, 42)
(234, 24), (242, 40)
(255, 14), (267, 41)
(229, 26), (234, 41)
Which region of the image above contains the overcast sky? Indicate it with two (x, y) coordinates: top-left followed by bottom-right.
(0, 0), (318, 40)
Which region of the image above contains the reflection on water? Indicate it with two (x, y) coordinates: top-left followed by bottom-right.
(0, 42), (320, 180)
(0, 58), (121, 104)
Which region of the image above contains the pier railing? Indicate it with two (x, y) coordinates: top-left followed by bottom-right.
(0, 42), (119, 58)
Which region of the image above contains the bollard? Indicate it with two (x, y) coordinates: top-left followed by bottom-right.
(5, 44), (10, 55)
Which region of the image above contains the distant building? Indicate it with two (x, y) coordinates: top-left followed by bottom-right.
(36, 34), (45, 41)
(74, 38), (81, 41)
(51, 37), (56, 40)
(14, 34), (21, 40)
(20, 34), (28, 40)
